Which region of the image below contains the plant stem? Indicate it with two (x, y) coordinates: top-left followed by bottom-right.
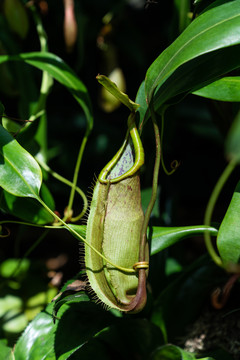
(38, 159), (88, 221)
(0, 220), (63, 230)
(139, 104), (161, 261)
(32, 3), (88, 218)
(160, 112), (179, 176)
(204, 157), (237, 267)
(23, 5), (53, 160)
(64, 130), (89, 221)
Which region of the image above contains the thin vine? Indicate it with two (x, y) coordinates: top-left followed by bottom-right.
(204, 157), (237, 267)
(37, 159), (88, 222)
(139, 103), (161, 262)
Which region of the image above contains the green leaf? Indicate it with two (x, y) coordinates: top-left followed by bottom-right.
(14, 300), (115, 360)
(74, 319), (164, 360)
(151, 344), (214, 360)
(96, 74), (140, 113)
(54, 301), (115, 360)
(0, 125), (42, 198)
(135, 80), (149, 133)
(0, 340), (14, 360)
(2, 116), (22, 134)
(217, 181), (240, 266)
(225, 110), (240, 162)
(193, 76), (240, 101)
(0, 52), (93, 133)
(0, 183), (55, 224)
(193, 0), (233, 15)
(14, 277), (115, 360)
(52, 271), (88, 318)
(67, 224), (86, 240)
(53, 292), (90, 320)
(150, 225), (218, 255)
(14, 303), (56, 360)
(145, 1), (240, 117)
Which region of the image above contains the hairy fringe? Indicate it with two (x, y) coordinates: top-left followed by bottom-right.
(87, 174), (98, 194)
(79, 242), (86, 272)
(85, 276), (112, 311)
(80, 174), (113, 311)
(81, 210), (90, 224)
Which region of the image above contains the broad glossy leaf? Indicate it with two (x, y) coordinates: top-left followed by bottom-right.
(0, 52), (93, 132)
(145, 1), (240, 118)
(217, 181), (240, 266)
(0, 125), (42, 198)
(193, 76), (240, 101)
(14, 281), (114, 360)
(225, 110), (240, 162)
(194, 0), (232, 15)
(151, 344), (214, 360)
(55, 303), (113, 359)
(53, 292), (89, 320)
(14, 303), (56, 360)
(74, 319), (164, 360)
(150, 225), (218, 255)
(69, 337), (111, 360)
(54, 301), (114, 360)
(0, 183), (55, 224)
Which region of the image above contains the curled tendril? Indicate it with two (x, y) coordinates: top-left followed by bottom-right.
(161, 157), (180, 176)
(211, 273), (240, 309)
(0, 226), (10, 238)
(133, 261), (149, 271)
(171, 159), (180, 170)
(160, 112), (180, 176)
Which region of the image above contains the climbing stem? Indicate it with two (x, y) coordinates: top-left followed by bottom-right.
(32, 5), (88, 221)
(38, 159), (88, 222)
(26, 5), (53, 159)
(30, 6), (52, 106)
(139, 104), (161, 261)
(65, 130), (89, 221)
(160, 112), (179, 175)
(204, 157), (237, 267)
(0, 220), (63, 230)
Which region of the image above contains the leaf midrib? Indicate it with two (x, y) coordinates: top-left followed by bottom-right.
(151, 225), (218, 239)
(148, 9), (240, 101)
(0, 147), (39, 198)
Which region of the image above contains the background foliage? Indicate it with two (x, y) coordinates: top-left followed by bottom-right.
(0, 0), (240, 359)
